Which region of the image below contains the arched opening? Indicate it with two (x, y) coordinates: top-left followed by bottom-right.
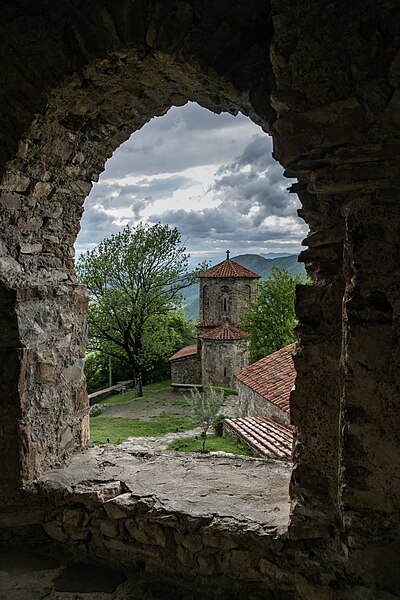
(221, 286), (230, 316)
(0, 52), (275, 479)
(1, 3), (399, 597)
(77, 101), (303, 465)
(0, 3), (338, 549)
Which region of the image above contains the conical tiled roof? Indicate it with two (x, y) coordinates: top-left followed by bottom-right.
(199, 323), (250, 341)
(200, 258), (260, 279)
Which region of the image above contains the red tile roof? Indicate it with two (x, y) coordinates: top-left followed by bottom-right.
(200, 258), (260, 279)
(235, 343), (296, 413)
(169, 345), (198, 362)
(195, 319), (215, 328)
(224, 416), (293, 459)
(199, 323), (250, 341)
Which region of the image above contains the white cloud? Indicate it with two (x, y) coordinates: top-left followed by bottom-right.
(75, 102), (306, 261)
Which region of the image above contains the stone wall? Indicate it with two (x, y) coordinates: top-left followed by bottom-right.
(269, 2), (400, 591)
(170, 356), (201, 385)
(0, 0), (271, 490)
(236, 380), (290, 424)
(200, 278), (257, 326)
(0, 0), (400, 597)
(38, 485), (306, 600)
(201, 341), (249, 387)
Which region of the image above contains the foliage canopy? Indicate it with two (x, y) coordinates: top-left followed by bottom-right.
(242, 267), (301, 362)
(77, 222), (201, 396)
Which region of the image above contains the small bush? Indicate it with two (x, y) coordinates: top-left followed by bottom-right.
(185, 387), (225, 451)
(213, 414), (227, 437)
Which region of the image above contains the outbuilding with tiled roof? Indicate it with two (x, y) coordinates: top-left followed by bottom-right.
(224, 416), (293, 460)
(169, 345), (198, 362)
(169, 345), (201, 387)
(235, 343), (296, 425)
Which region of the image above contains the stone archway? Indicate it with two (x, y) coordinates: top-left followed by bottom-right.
(0, 0), (274, 493)
(1, 1), (400, 597)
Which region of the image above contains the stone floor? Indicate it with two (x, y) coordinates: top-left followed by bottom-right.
(0, 547), (189, 599)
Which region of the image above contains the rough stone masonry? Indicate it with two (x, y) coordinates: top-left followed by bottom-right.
(0, 1), (399, 598)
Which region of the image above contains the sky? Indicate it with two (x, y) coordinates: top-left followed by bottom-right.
(75, 102), (307, 265)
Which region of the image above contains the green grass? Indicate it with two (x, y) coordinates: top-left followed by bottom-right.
(205, 385), (238, 397)
(90, 413), (197, 445)
(99, 380), (171, 407)
(167, 435), (254, 456)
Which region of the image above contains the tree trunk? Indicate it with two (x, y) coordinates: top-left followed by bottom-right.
(134, 367), (143, 397)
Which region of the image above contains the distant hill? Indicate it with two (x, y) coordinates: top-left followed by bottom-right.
(260, 252), (292, 259)
(181, 254), (306, 321)
(231, 253), (305, 280)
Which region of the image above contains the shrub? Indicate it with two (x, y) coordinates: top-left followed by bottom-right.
(213, 414), (227, 437)
(185, 387), (225, 452)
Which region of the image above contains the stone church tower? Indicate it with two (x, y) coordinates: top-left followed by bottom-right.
(170, 252), (260, 387)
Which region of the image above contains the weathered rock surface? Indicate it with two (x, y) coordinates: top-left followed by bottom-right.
(40, 446), (291, 529)
(0, 0), (400, 598)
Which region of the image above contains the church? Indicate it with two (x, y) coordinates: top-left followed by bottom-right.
(169, 252), (260, 387)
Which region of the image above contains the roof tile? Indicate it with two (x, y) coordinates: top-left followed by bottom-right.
(224, 416), (293, 459)
(199, 323), (250, 341)
(169, 345), (198, 362)
(235, 343), (296, 413)
(200, 258), (260, 279)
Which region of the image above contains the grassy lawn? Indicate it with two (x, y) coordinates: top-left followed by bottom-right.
(90, 413), (197, 445)
(90, 380), (240, 447)
(99, 380), (171, 407)
(167, 435), (254, 456)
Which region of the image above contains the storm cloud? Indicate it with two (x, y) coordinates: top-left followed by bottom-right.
(75, 102), (307, 261)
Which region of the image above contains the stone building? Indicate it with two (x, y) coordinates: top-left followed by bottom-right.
(169, 252), (260, 387)
(223, 343), (295, 458)
(235, 343), (296, 425)
(1, 2), (400, 598)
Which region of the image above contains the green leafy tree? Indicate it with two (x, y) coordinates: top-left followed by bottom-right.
(84, 310), (196, 393)
(185, 387), (226, 452)
(84, 351), (110, 394)
(77, 223), (201, 397)
(242, 267), (301, 362)
(144, 310), (196, 383)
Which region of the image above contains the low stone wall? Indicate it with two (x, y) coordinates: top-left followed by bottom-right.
(35, 480), (340, 600)
(41, 485), (279, 598)
(236, 380), (290, 425)
(0, 450), (391, 599)
(88, 380), (133, 405)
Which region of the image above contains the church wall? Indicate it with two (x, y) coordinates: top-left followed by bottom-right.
(201, 340), (249, 387)
(200, 278), (256, 326)
(170, 356), (201, 385)
(236, 380), (290, 425)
